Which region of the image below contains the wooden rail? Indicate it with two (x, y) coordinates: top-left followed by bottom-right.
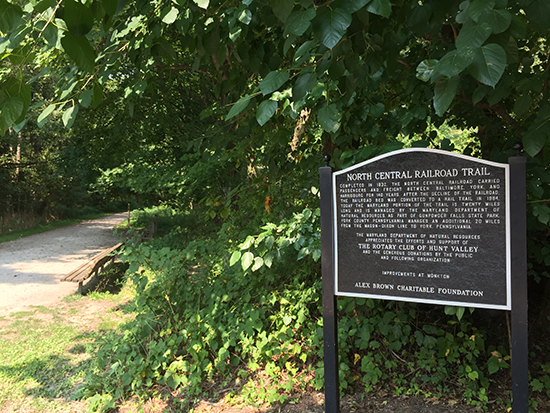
(61, 243), (123, 294)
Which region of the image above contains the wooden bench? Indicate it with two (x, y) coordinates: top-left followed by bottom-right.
(61, 242), (123, 294)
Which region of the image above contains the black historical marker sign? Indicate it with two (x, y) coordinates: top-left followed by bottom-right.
(333, 148), (510, 310)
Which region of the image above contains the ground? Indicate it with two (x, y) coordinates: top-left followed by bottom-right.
(0, 213), (127, 315)
(0, 215), (543, 412)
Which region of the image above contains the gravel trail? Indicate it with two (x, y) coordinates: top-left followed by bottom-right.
(0, 213), (127, 315)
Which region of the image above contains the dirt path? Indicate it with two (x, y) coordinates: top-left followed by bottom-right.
(0, 213), (128, 315)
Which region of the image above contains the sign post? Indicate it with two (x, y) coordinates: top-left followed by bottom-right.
(320, 148), (528, 412)
(509, 146), (528, 412)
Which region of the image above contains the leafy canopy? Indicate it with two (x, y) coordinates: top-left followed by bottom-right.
(0, 0), (549, 159)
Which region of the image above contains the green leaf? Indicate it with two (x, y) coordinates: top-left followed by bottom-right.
(37, 104), (56, 127)
(264, 252), (274, 268)
(468, 44), (506, 88)
(230, 251), (241, 266)
(61, 32), (97, 73)
(251, 257), (264, 272)
(241, 251), (254, 271)
(467, 0), (495, 22)
(525, 0), (550, 31)
(193, 0), (209, 9)
(533, 204), (550, 225)
(162, 7), (179, 24)
(523, 106), (550, 157)
(283, 314), (293, 325)
(226, 94), (251, 120)
(79, 89), (93, 108)
(62, 105), (79, 129)
(0, 0), (24, 33)
(238, 9), (252, 25)
(63, 0), (95, 36)
(434, 76), (459, 116)
(472, 84), (491, 105)
(292, 72), (317, 101)
(286, 8), (316, 36)
(92, 82), (103, 108)
(314, 7), (352, 50)
(102, 0), (117, 17)
(271, 0), (294, 23)
(436, 50), (474, 78)
(455, 21), (492, 52)
(0, 91), (23, 132)
(256, 99), (277, 126)
(366, 0), (392, 18)
(513, 94), (531, 117)
(478, 9), (511, 34)
(416, 59), (438, 82)
(318, 104), (340, 133)
(335, 0), (368, 14)
(260, 71), (289, 96)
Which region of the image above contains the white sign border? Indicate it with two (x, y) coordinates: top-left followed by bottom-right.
(332, 148), (511, 310)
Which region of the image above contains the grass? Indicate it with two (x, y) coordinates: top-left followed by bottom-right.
(0, 266), (134, 413)
(0, 211), (127, 244)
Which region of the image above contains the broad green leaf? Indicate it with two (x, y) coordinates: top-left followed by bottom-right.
(64, 0), (95, 36)
(318, 104), (340, 133)
(513, 94), (531, 117)
(61, 32), (97, 73)
(472, 84), (491, 105)
(335, 0), (368, 14)
(34, 0), (57, 13)
(229, 250), (241, 266)
(12, 118), (27, 133)
(79, 89), (93, 108)
(286, 9), (316, 36)
(293, 40), (316, 66)
(264, 252), (274, 268)
(42, 20), (61, 48)
(62, 105), (79, 129)
(260, 71), (289, 96)
(314, 7), (352, 50)
(523, 106), (550, 157)
(256, 99), (277, 126)
(525, 0), (550, 31)
(251, 257), (264, 272)
(37, 104), (56, 127)
(229, 25), (242, 42)
(226, 94), (251, 120)
(455, 21), (492, 52)
(434, 75), (459, 116)
(436, 50), (474, 78)
(92, 82), (103, 108)
(533, 205), (550, 225)
(0, 91), (23, 132)
(238, 9), (252, 25)
(416, 59), (438, 82)
(162, 7), (179, 24)
(478, 9), (511, 34)
(292, 72), (317, 101)
(0, 0), (24, 33)
(193, 0), (209, 9)
(467, 0), (495, 22)
(271, 0), (294, 23)
(455, 1), (469, 24)
(366, 0), (392, 18)
(241, 251), (254, 271)
(102, 0), (117, 17)
(468, 44), (506, 87)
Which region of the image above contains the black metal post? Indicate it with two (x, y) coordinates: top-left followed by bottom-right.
(319, 155), (340, 413)
(509, 144), (528, 412)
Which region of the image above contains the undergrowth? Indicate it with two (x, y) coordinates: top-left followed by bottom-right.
(79, 206), (550, 412)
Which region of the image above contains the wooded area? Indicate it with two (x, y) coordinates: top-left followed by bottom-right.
(1, 0), (550, 410)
